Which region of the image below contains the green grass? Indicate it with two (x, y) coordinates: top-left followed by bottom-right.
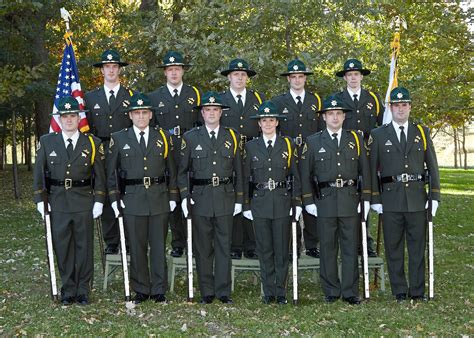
(0, 167), (472, 335)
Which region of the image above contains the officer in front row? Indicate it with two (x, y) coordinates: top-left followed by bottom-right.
(178, 91), (244, 304)
(369, 87), (440, 302)
(300, 96), (371, 305)
(242, 101), (302, 305)
(34, 96), (106, 305)
(108, 93), (179, 304)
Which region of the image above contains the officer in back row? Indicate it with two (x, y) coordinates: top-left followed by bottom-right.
(148, 51), (202, 258)
(272, 59), (324, 258)
(85, 49), (133, 255)
(220, 58), (265, 260)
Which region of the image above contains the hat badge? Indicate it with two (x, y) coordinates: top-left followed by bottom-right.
(137, 99), (144, 106)
(293, 65), (299, 70)
(348, 62), (354, 68)
(107, 54), (113, 60)
(264, 107), (270, 113)
(169, 56), (175, 62)
(209, 97), (216, 103)
(65, 103), (72, 110)
(397, 93), (403, 99)
(237, 62), (243, 68)
(331, 100), (337, 106)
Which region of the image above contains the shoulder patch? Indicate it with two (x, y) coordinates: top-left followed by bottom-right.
(109, 137), (114, 148)
(367, 135), (373, 146)
(181, 138), (187, 150)
(36, 142), (41, 151)
(99, 143), (104, 155)
(302, 143), (308, 155)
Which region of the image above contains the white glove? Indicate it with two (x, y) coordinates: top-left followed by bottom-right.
(243, 210), (253, 220)
(169, 201), (177, 212)
(295, 206), (302, 221)
(425, 200), (439, 217)
(111, 200), (125, 218)
(181, 198), (194, 218)
(92, 202), (104, 219)
(357, 201), (371, 221)
(305, 204), (317, 217)
(36, 202), (51, 218)
(371, 203), (383, 215)
(233, 203), (242, 216)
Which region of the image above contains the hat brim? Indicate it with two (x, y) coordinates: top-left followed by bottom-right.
(221, 69), (257, 77)
(93, 61), (129, 68)
(335, 68), (371, 77)
(389, 99), (412, 103)
(194, 103), (230, 110)
(124, 106), (155, 113)
(280, 70), (313, 76)
(53, 109), (88, 115)
(317, 107), (352, 114)
(158, 63), (192, 68)
(250, 114), (285, 119)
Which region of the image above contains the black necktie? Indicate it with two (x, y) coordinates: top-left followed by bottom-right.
(353, 94), (359, 106)
(399, 126), (406, 153)
(173, 88), (179, 102)
(210, 130), (217, 146)
(109, 90), (116, 108)
(332, 133), (338, 148)
(296, 95), (303, 111)
(267, 140), (273, 155)
(66, 138), (73, 159)
(139, 131), (146, 153)
(236, 94), (244, 113)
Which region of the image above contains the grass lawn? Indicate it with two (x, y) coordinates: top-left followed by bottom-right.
(0, 167), (472, 335)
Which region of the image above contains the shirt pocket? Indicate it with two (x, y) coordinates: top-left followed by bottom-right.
(191, 149), (208, 171)
(314, 152), (331, 172)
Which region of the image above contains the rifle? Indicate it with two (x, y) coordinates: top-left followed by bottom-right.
(289, 175), (298, 305)
(186, 171), (194, 302)
(358, 176), (370, 299)
(426, 170), (434, 299)
(42, 169), (58, 301)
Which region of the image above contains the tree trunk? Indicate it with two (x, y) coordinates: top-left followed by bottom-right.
(462, 124), (467, 170)
(0, 118), (4, 170)
(139, 0), (157, 11)
(453, 127), (458, 168)
(12, 111), (20, 199)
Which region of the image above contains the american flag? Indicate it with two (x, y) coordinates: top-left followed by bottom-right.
(49, 32), (89, 133)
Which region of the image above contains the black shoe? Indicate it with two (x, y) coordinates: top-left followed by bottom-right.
(230, 250), (242, 260)
(61, 296), (75, 306)
(324, 295), (339, 303)
(276, 296), (288, 305)
(133, 292), (149, 304)
(262, 296), (275, 304)
(104, 244), (119, 255)
(170, 247), (184, 257)
(410, 295), (427, 302)
(367, 247), (377, 257)
(199, 295), (215, 304)
(395, 293), (407, 303)
(306, 248), (320, 258)
(343, 296), (361, 305)
(244, 250), (258, 259)
(151, 294), (166, 303)
(218, 296), (233, 304)
(76, 294), (89, 305)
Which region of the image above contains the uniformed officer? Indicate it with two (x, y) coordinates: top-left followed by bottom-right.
(369, 87), (440, 302)
(334, 58), (385, 257)
(272, 59), (324, 258)
(148, 50), (202, 258)
(107, 93), (178, 304)
(178, 91), (244, 304)
(34, 96), (106, 305)
(84, 48), (133, 255)
(220, 58), (265, 260)
(300, 95), (371, 305)
(242, 101), (302, 305)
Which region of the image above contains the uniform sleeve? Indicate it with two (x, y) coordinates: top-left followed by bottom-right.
(368, 131), (381, 204)
(375, 92), (385, 127)
(357, 133), (371, 201)
(165, 133), (179, 202)
(232, 132), (244, 204)
(91, 138), (106, 204)
(289, 141), (302, 207)
(177, 134), (192, 199)
(425, 128), (441, 201)
(243, 144), (251, 211)
(32, 137), (47, 204)
(299, 141), (315, 206)
(106, 134), (120, 203)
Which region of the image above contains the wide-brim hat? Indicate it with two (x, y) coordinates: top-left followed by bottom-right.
(194, 91), (229, 110)
(317, 95), (352, 114)
(389, 87), (412, 103)
(335, 58), (370, 77)
(250, 100), (284, 119)
(158, 51), (192, 68)
(280, 59), (313, 76)
(53, 96), (88, 115)
(220, 58), (257, 77)
(123, 92), (155, 113)
(93, 49), (129, 67)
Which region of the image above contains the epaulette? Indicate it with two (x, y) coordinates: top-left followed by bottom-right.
(382, 123), (390, 128)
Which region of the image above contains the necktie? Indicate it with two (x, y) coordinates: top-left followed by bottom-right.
(267, 140), (273, 155)
(109, 90), (116, 108)
(66, 138), (73, 159)
(353, 94), (359, 106)
(332, 133), (338, 148)
(296, 95), (303, 111)
(399, 126), (407, 153)
(236, 94), (244, 113)
(210, 130), (217, 146)
(139, 131), (146, 153)
(173, 88), (179, 102)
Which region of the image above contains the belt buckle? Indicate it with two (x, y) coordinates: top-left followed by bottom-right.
(143, 177), (151, 189)
(212, 176), (220, 187)
(401, 173), (409, 183)
(268, 178), (276, 191)
(295, 135), (303, 147)
(173, 126), (181, 136)
(241, 135), (247, 144)
(64, 178), (72, 190)
(335, 178), (344, 188)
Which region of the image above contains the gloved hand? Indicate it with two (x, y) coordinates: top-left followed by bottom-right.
(111, 200), (125, 218)
(295, 206), (302, 221)
(233, 203), (242, 216)
(357, 201), (371, 221)
(36, 202), (51, 218)
(181, 198), (195, 218)
(371, 203), (383, 215)
(243, 210), (253, 221)
(169, 201), (177, 212)
(92, 202), (104, 219)
(425, 200), (439, 217)
(305, 204), (317, 217)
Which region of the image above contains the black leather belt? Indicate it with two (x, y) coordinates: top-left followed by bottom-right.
(381, 174), (425, 184)
(125, 176), (166, 188)
(50, 178), (91, 190)
(253, 179), (287, 191)
(192, 176), (232, 187)
(319, 178), (357, 189)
